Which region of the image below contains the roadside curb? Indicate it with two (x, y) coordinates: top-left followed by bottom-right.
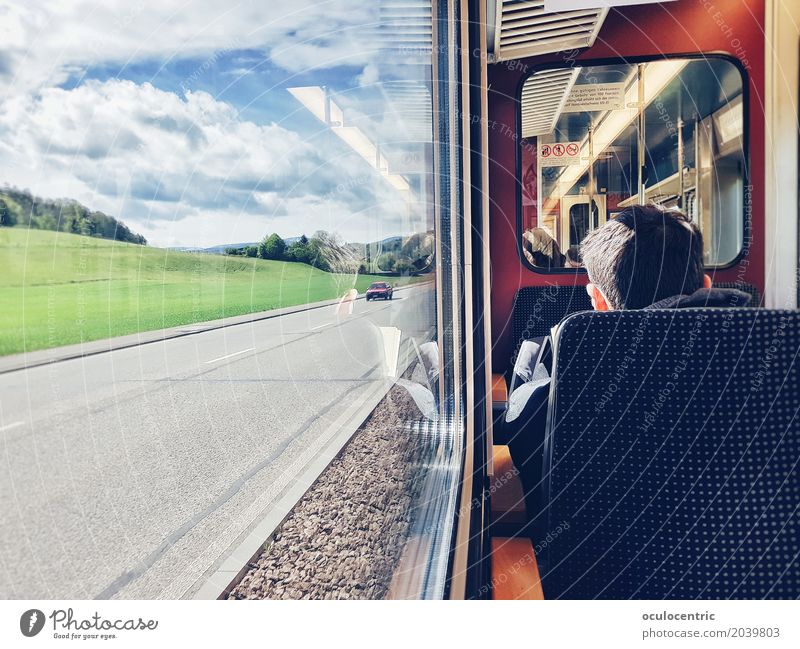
(0, 282), (432, 375)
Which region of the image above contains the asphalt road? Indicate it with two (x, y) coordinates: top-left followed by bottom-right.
(0, 283), (435, 599)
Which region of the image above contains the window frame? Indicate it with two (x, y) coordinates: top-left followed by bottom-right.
(514, 52), (751, 275)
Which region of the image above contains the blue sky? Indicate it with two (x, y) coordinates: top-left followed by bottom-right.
(0, 1), (431, 247)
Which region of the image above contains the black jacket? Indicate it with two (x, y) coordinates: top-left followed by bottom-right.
(646, 287), (751, 310)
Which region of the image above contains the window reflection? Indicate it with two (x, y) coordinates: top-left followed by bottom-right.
(519, 58), (746, 269)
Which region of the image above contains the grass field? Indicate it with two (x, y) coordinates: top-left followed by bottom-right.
(0, 228), (422, 356)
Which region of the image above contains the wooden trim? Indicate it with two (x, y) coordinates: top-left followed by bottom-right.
(490, 445), (526, 525)
(491, 373), (508, 405)
(490, 537), (544, 600)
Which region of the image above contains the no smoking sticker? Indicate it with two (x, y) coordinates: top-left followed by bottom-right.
(538, 140), (581, 167)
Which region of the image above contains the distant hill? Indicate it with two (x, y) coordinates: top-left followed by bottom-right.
(0, 186), (147, 245)
(203, 242), (257, 254)
(173, 237), (303, 256)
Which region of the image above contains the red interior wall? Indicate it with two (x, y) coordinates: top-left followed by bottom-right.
(488, 0), (766, 370)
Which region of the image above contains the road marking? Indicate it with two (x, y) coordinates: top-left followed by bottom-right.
(0, 421), (25, 432)
(310, 322), (332, 330)
(204, 348), (254, 364)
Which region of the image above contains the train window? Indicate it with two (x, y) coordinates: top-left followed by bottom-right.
(0, 1), (458, 600)
(518, 57), (746, 270)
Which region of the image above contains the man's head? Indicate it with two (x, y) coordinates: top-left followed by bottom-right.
(580, 204), (709, 310)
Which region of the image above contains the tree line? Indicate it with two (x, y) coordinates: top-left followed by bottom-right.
(225, 230), (435, 276)
(0, 187), (147, 245)
(373, 231), (434, 274)
(225, 231), (362, 274)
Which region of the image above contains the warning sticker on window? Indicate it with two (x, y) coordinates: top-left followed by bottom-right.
(539, 141), (582, 167)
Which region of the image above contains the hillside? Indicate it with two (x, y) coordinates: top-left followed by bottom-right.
(0, 228), (420, 356)
(0, 187), (147, 245)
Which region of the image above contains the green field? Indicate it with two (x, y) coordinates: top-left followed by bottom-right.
(0, 228), (421, 356)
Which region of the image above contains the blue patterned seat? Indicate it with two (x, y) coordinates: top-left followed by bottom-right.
(538, 308), (800, 599)
(509, 285), (592, 374)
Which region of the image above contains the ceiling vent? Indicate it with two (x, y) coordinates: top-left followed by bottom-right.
(488, 1), (608, 63)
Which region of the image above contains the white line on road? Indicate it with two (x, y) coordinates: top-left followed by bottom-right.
(0, 421), (25, 432)
(310, 322), (332, 330)
(203, 348), (254, 364)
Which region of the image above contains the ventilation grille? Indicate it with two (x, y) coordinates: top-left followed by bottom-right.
(521, 67), (579, 138)
(491, 1), (608, 62)
(384, 81), (433, 141)
(375, 0), (433, 56)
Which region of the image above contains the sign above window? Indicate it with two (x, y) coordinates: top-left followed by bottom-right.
(563, 82), (627, 113)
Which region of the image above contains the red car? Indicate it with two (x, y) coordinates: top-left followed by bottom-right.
(365, 282), (393, 301)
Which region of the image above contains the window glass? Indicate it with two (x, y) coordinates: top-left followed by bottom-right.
(519, 58), (746, 269)
(0, 1), (453, 600)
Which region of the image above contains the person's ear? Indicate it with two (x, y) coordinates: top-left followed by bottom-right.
(703, 273), (713, 289)
(586, 283), (610, 311)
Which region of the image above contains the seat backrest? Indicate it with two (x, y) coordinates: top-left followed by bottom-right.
(509, 283), (759, 375)
(510, 285), (592, 371)
(539, 308), (800, 599)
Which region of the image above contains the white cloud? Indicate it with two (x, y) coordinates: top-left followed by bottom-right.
(0, 0), (374, 95)
(0, 78), (312, 200)
(0, 77), (416, 246)
(0, 1), (429, 246)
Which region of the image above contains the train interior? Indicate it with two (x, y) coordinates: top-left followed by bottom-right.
(457, 0), (800, 600)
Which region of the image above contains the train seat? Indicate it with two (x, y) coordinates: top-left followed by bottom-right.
(537, 308), (800, 599)
(507, 283), (760, 383)
(509, 285), (592, 377)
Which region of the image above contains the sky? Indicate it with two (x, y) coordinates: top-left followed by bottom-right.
(0, 1), (432, 247)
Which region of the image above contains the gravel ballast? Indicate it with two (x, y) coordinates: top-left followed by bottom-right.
(228, 385), (429, 600)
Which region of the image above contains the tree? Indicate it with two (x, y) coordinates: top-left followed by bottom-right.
(286, 235), (312, 264)
(258, 233), (287, 260)
(394, 259), (414, 275)
(285, 242), (304, 263)
(243, 245), (258, 258)
(0, 198), (14, 226)
(0, 187), (146, 244)
(376, 252), (396, 272)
